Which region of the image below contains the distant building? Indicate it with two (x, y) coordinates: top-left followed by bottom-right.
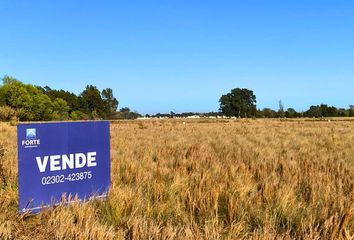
(137, 117), (151, 120)
(186, 115), (200, 119)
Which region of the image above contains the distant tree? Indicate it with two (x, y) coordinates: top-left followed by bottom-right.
(326, 105), (338, 117)
(40, 87), (82, 113)
(80, 85), (105, 119)
(278, 100), (285, 118)
(111, 107), (141, 119)
(349, 105), (354, 117)
(219, 88), (257, 117)
(204, 112), (220, 117)
(261, 108), (277, 118)
(70, 110), (87, 120)
(337, 108), (348, 117)
(2, 75), (20, 85)
(303, 104), (337, 118)
(120, 107), (130, 113)
(102, 88), (119, 118)
(0, 75), (122, 121)
(26, 84), (54, 121)
(285, 108), (298, 118)
(305, 105), (321, 118)
(52, 98), (70, 120)
(318, 104), (329, 117)
(0, 79), (31, 110)
(0, 77), (55, 120)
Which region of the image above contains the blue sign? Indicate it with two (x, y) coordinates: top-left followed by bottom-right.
(17, 121), (110, 213)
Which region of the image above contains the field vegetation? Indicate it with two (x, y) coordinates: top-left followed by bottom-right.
(0, 119), (353, 239)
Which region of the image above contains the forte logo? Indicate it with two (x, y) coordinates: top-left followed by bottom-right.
(22, 128), (40, 148)
(26, 128), (36, 139)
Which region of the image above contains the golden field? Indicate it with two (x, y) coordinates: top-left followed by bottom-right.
(0, 119), (354, 239)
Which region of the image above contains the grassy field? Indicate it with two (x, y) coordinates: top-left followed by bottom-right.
(0, 119), (354, 239)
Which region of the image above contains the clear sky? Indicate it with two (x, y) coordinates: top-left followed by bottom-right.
(1, 1), (353, 114)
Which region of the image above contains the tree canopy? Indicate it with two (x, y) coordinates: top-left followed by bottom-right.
(219, 88), (257, 117)
(0, 76), (119, 121)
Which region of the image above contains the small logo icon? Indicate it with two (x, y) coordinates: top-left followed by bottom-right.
(26, 128), (36, 140)
(22, 128), (40, 148)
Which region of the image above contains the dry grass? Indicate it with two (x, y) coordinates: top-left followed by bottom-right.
(0, 119), (354, 239)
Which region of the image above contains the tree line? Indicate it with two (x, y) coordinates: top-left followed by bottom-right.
(150, 88), (354, 119)
(219, 88), (354, 118)
(1, 76), (352, 121)
(0, 75), (127, 121)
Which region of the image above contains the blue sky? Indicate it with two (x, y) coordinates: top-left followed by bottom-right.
(1, 1), (354, 114)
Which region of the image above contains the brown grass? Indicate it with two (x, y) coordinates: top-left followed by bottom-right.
(0, 119), (354, 239)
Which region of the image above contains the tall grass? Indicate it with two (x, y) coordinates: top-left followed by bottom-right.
(0, 119), (353, 239)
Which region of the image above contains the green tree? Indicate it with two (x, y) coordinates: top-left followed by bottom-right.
(52, 98), (70, 120)
(70, 110), (87, 120)
(305, 104), (339, 118)
(219, 88), (257, 117)
(26, 84), (54, 121)
(305, 106), (321, 118)
(261, 108), (277, 118)
(0, 78), (31, 110)
(39, 86), (82, 113)
(285, 108), (298, 118)
(2, 75), (20, 85)
(80, 85), (105, 119)
(349, 105), (354, 117)
(102, 88), (119, 118)
(1, 76), (121, 121)
(111, 107), (141, 119)
(0, 76), (57, 121)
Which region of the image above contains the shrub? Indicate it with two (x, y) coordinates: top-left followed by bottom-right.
(0, 106), (17, 121)
(70, 110), (87, 120)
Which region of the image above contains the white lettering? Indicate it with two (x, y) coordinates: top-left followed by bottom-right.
(36, 156), (49, 173)
(75, 153), (86, 168)
(62, 154), (74, 170)
(35, 152), (98, 172)
(50, 155), (61, 171)
(22, 139), (40, 146)
(87, 152), (97, 167)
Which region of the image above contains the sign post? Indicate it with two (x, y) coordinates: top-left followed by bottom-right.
(17, 121), (110, 214)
